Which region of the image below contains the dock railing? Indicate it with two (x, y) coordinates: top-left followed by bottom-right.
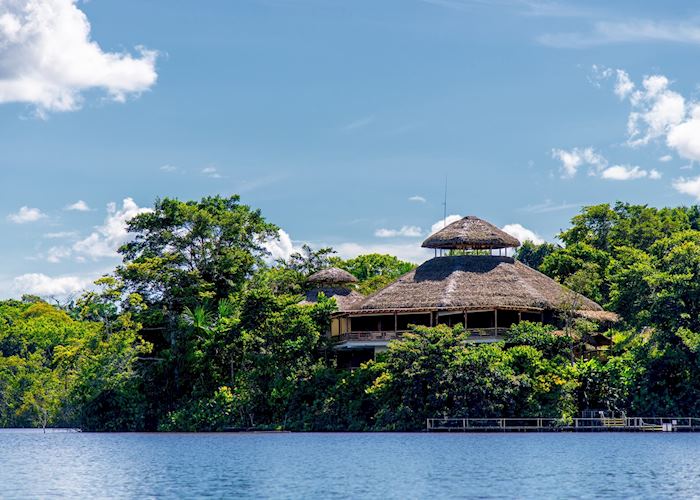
(426, 417), (700, 432)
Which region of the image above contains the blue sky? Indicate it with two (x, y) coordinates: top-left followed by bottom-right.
(2, 0), (700, 297)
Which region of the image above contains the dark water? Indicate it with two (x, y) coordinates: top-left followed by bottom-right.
(2, 430), (699, 499)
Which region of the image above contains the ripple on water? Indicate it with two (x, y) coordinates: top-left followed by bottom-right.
(1, 431), (699, 499)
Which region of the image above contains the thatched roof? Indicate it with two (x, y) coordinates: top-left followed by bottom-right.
(351, 255), (602, 313)
(299, 287), (364, 312)
(422, 216), (521, 250)
(307, 267), (358, 285)
(574, 309), (619, 323)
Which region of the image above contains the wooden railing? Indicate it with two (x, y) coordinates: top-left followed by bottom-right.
(335, 327), (509, 342)
(426, 417), (700, 432)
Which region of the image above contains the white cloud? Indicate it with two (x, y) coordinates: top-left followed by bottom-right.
(627, 75), (686, 147)
(501, 223), (544, 245)
(201, 166), (222, 178)
(666, 104), (700, 162)
(520, 200), (580, 213)
(430, 214), (462, 235)
(600, 165), (650, 181)
(160, 164), (177, 172)
(551, 147), (606, 178)
(262, 229), (301, 261)
(539, 20), (700, 48)
(612, 70), (634, 99)
(649, 169), (662, 180)
(374, 225), (423, 238)
(597, 69), (700, 163)
(334, 241), (432, 264)
(46, 245), (71, 263)
(71, 198), (151, 260)
(7, 205), (46, 223)
(44, 231), (77, 239)
(673, 176), (700, 200)
(0, 0), (158, 115)
(342, 115), (375, 131)
(65, 199), (89, 211)
(12, 272), (89, 296)
(409, 195), (427, 203)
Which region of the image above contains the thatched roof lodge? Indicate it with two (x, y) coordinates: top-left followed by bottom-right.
(328, 216), (615, 367)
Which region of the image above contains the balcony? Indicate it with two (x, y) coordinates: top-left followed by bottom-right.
(334, 327), (509, 343)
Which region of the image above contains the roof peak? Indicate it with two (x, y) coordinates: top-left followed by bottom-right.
(422, 216), (520, 250)
(307, 267), (358, 285)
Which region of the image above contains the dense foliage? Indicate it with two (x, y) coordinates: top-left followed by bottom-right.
(3, 197), (700, 431)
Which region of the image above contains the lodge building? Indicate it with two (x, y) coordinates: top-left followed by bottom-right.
(302, 216), (615, 367)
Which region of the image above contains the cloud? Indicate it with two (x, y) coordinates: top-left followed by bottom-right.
(501, 223), (544, 245)
(673, 176), (700, 200)
(342, 115), (375, 132)
(44, 231), (77, 239)
(520, 199), (581, 213)
(539, 20), (700, 48)
(201, 166), (222, 178)
(262, 229), (301, 261)
(334, 241), (432, 263)
(666, 105), (700, 162)
(0, 0), (158, 115)
(600, 165), (653, 181)
(420, 0), (591, 17)
(71, 198), (151, 260)
(409, 195), (427, 203)
(12, 272), (89, 296)
(551, 147), (605, 178)
(7, 206), (46, 223)
(596, 69), (700, 163)
(65, 199), (90, 211)
(430, 214), (462, 235)
(46, 245), (71, 263)
(374, 225), (423, 238)
(159, 164), (177, 172)
(649, 169), (662, 180)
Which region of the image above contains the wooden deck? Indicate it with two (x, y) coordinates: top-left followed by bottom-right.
(426, 417), (700, 432)
(336, 327), (509, 342)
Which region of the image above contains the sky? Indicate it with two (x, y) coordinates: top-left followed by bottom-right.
(2, 0), (700, 298)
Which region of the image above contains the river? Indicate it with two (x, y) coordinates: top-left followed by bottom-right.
(2, 430), (699, 498)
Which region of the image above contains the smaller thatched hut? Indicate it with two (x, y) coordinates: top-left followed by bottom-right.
(299, 267), (363, 313)
(307, 267), (358, 286)
(422, 216), (521, 250)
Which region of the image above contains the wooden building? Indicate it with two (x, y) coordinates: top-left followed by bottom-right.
(320, 216), (615, 367)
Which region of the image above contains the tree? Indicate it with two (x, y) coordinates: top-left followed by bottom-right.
(515, 241), (559, 270)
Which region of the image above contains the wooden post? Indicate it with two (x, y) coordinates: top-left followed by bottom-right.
(464, 311), (468, 329)
(494, 309), (498, 332)
(394, 313), (398, 334)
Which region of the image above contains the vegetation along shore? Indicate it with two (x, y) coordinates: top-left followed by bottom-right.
(2, 195), (700, 431)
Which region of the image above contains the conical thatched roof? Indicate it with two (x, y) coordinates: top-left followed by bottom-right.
(307, 267), (358, 285)
(352, 255), (602, 313)
(422, 216), (521, 250)
(299, 287), (364, 312)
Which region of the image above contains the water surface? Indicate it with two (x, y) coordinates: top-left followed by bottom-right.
(2, 430), (699, 498)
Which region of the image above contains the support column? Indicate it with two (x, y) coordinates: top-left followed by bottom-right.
(494, 309), (498, 332)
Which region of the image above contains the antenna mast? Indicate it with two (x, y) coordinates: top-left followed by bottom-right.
(441, 177), (447, 256)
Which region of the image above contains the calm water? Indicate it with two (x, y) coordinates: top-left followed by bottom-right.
(1, 430), (700, 499)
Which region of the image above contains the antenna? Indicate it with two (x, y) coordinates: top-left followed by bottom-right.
(441, 176), (447, 256)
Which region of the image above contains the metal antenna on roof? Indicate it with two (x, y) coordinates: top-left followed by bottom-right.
(441, 176), (447, 257)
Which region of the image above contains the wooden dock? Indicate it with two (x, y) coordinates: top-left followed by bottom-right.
(426, 417), (700, 432)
